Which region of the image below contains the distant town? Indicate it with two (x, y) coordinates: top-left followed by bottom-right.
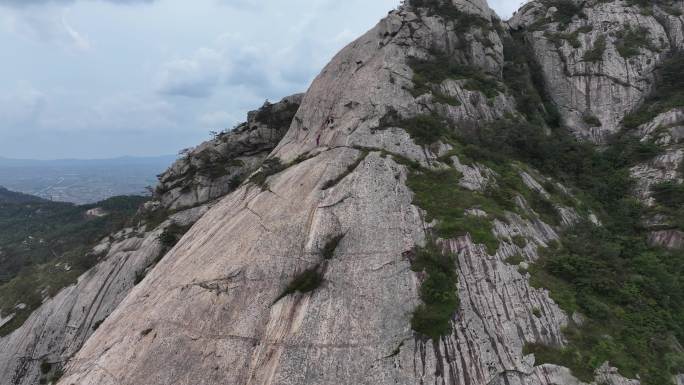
(0, 155), (176, 204)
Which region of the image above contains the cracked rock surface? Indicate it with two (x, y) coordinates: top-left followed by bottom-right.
(57, 2), (656, 385)
(0, 97), (301, 385)
(1, 1), (682, 385)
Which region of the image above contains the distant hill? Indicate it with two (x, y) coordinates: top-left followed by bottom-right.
(0, 155), (176, 204)
(0, 187), (47, 204)
(0, 187), (149, 335)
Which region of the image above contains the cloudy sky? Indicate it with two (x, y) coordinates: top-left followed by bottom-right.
(0, 0), (521, 159)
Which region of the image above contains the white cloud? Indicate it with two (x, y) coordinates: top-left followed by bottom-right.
(2, 0), (551, 160)
(90, 93), (178, 131)
(61, 10), (89, 50)
(198, 110), (233, 128)
(156, 47), (225, 98)
(0, 85), (46, 127)
(1, 5), (91, 51)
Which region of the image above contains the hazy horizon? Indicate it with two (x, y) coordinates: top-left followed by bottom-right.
(0, 0), (522, 160)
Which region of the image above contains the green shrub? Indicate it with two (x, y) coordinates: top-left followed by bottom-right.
(228, 173), (245, 190)
(321, 234), (344, 259)
(92, 319), (104, 330)
(532, 307), (542, 318)
(158, 223), (191, 250)
(652, 181), (684, 230)
(582, 113), (602, 127)
(528, 215), (684, 385)
(615, 25), (654, 58)
(505, 253), (525, 265)
(40, 361), (51, 374)
(503, 34), (561, 127)
(651, 181), (684, 208)
(134, 270), (146, 285)
(51, 368), (64, 383)
(253, 99), (300, 128)
(408, 55), (503, 100)
(528, 191), (561, 226)
(275, 267), (324, 302)
(583, 35), (606, 62)
(512, 235), (528, 248)
(409, 0), (491, 33)
(249, 158), (287, 189)
(392, 114), (453, 146)
(545, 26), (592, 49)
(410, 240), (459, 340)
(405, 167), (501, 254)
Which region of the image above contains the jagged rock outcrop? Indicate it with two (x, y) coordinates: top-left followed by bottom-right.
(156, 94), (303, 210)
(0, 96), (303, 385)
(510, 0), (684, 142)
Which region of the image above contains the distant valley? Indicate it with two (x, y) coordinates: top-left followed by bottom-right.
(0, 155), (177, 204)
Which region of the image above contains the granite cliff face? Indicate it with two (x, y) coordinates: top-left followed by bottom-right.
(0, 97), (300, 385)
(510, 0), (684, 143)
(1, 1), (683, 385)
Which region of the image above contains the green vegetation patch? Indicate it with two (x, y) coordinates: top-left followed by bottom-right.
(623, 52), (684, 128)
(0, 194), (148, 337)
(158, 223), (192, 251)
(321, 234), (344, 260)
(528, 221), (684, 384)
(651, 181), (684, 230)
(377, 110), (454, 146)
(504, 253), (525, 265)
(434, 97), (680, 383)
(627, 0), (682, 15)
(249, 157), (287, 190)
(503, 34), (562, 127)
(409, 0), (492, 33)
(409, 240), (459, 340)
(275, 266), (324, 302)
(406, 166), (504, 254)
(512, 235), (528, 248)
(615, 25), (655, 58)
(496, 127), (683, 385)
(398, 114), (453, 146)
(253, 99), (300, 128)
(583, 35), (606, 62)
(38, 361), (63, 385)
(652, 181), (684, 209)
(582, 113), (602, 127)
(408, 54), (503, 101)
(545, 26), (592, 49)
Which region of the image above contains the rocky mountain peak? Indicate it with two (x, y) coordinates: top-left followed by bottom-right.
(1, 1), (683, 385)
(408, 0), (497, 18)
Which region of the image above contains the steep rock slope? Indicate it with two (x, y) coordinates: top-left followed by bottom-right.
(0, 97), (301, 385)
(510, 0), (684, 142)
(510, 0), (684, 249)
(55, 1), (675, 385)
